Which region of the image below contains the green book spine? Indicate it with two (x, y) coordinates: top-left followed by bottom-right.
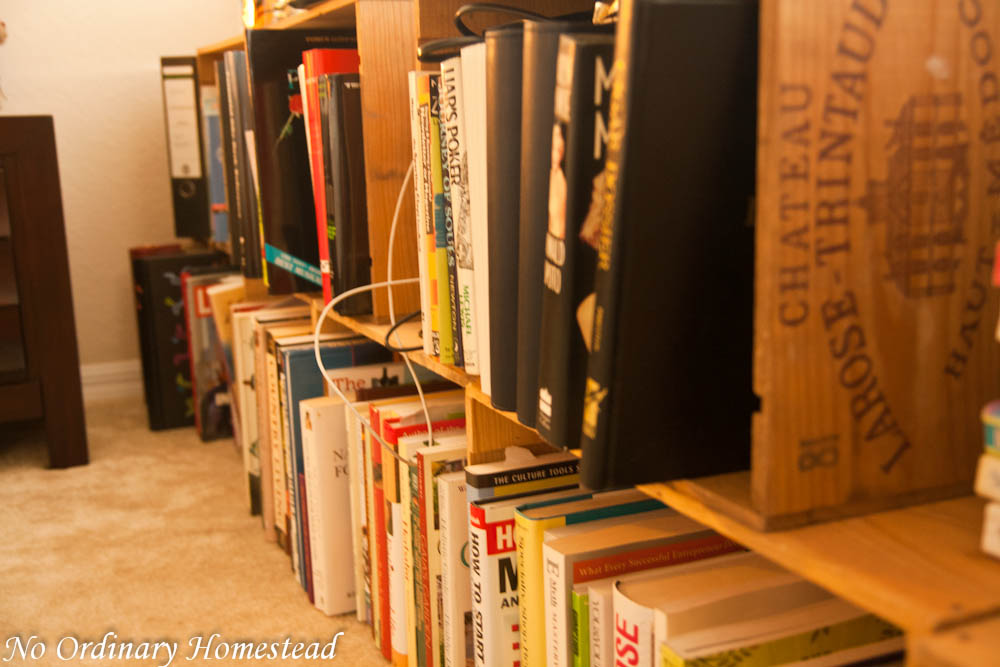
(572, 589), (590, 667)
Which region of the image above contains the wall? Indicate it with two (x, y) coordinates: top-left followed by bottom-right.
(0, 1), (242, 370)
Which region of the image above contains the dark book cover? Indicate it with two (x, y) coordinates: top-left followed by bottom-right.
(160, 56), (210, 240)
(516, 20), (614, 429)
(485, 22), (524, 411)
(202, 89), (229, 245)
(580, 0), (758, 489)
(223, 50), (257, 277)
(323, 73), (373, 316)
(439, 70), (464, 367)
(536, 34), (615, 450)
(131, 249), (228, 430)
(244, 28), (356, 294)
(215, 59), (242, 262)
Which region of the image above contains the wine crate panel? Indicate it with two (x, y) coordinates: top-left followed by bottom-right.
(753, 0), (1000, 522)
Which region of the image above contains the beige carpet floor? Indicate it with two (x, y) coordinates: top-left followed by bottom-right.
(1, 397), (385, 666)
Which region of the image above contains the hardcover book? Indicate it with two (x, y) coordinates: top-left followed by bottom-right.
(535, 33), (615, 450)
(580, 0), (758, 489)
(438, 470), (473, 667)
(215, 59), (242, 260)
(465, 445), (580, 502)
(244, 28), (356, 294)
(408, 71), (436, 357)
(201, 85), (229, 245)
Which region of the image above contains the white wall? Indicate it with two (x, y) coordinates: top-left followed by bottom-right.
(0, 1), (243, 366)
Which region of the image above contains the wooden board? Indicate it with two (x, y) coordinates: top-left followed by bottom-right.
(910, 615), (1000, 666)
(753, 0), (1000, 522)
(639, 475), (1000, 634)
(465, 382), (543, 464)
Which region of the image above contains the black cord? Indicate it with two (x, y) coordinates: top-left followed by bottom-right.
(417, 35), (483, 63)
(454, 3), (549, 36)
(384, 310), (424, 353)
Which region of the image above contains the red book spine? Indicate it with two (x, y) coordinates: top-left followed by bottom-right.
(301, 48), (360, 303)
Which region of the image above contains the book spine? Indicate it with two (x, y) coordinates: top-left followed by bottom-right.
(409, 455), (428, 667)
(298, 472), (314, 602)
(302, 53), (333, 303)
(364, 422), (383, 647)
(417, 452), (435, 667)
(279, 355), (300, 572)
(267, 341), (287, 547)
(588, 585), (611, 667)
(571, 589), (589, 667)
(516, 514), (562, 667)
(401, 454), (422, 666)
(346, 405), (370, 622)
(975, 452), (1000, 501)
(580, 3), (633, 488)
(439, 76), (464, 368)
(470, 503), (521, 667)
(370, 407), (391, 658)
(984, 501), (1000, 557)
(254, 328), (275, 542)
(612, 582), (654, 667)
(441, 57), (479, 374)
(389, 502), (408, 667)
(419, 74), (442, 358)
(542, 543), (568, 667)
(440, 476), (471, 667)
(429, 74), (455, 365)
(409, 73), (435, 357)
(301, 404), (324, 612)
(317, 74), (336, 304)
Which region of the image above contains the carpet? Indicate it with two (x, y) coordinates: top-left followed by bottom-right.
(0, 398), (386, 666)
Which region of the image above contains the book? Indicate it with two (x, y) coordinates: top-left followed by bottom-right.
(129, 248), (227, 430)
(516, 20), (612, 429)
(428, 73), (456, 365)
(215, 59), (242, 261)
(468, 487), (584, 667)
(975, 452), (1000, 501)
(440, 56), (479, 374)
(323, 73), (373, 316)
(244, 28), (355, 293)
(160, 56), (209, 239)
(175, 265), (240, 440)
(222, 50), (261, 278)
(984, 501), (1000, 558)
(465, 445), (580, 502)
(300, 49), (360, 304)
(299, 395), (355, 615)
(485, 22), (524, 410)
(416, 438), (468, 667)
(535, 33), (615, 449)
(515, 488), (667, 667)
(461, 41), (492, 391)
(408, 70), (435, 357)
(580, 0), (759, 489)
(438, 470), (472, 667)
(541, 512), (743, 667)
(201, 85), (229, 245)
(438, 61), (464, 368)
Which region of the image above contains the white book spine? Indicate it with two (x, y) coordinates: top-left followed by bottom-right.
(346, 404), (370, 622)
(984, 501), (1000, 557)
(461, 42), (491, 393)
(301, 402), (324, 610)
(389, 502), (408, 662)
(542, 543), (571, 667)
(441, 56), (479, 374)
(588, 581), (614, 667)
(975, 453), (1000, 502)
(440, 474), (471, 667)
(267, 350), (286, 537)
(401, 452), (418, 663)
(280, 363), (299, 579)
(469, 503), (520, 667)
(611, 582), (655, 667)
(364, 427), (382, 647)
(408, 71), (434, 356)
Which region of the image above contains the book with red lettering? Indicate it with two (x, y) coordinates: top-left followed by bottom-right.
(541, 510), (743, 667)
(301, 49), (361, 303)
(468, 488), (584, 667)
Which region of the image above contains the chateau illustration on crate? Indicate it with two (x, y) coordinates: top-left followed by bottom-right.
(746, 0), (1000, 529)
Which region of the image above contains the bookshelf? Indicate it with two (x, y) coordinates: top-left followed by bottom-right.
(195, 1), (1000, 664)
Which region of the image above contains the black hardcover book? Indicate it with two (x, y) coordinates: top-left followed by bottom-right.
(580, 0), (758, 489)
(323, 73), (373, 316)
(485, 22), (524, 411)
(131, 249), (228, 430)
(223, 50), (256, 276)
(160, 56), (210, 239)
(516, 20), (614, 429)
(536, 34), (615, 450)
(215, 59), (242, 265)
(245, 29), (356, 294)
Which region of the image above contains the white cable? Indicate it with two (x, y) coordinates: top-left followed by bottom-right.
(313, 159), (432, 466)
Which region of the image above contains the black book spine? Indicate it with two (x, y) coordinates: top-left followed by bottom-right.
(235, 50), (264, 279)
(327, 73), (374, 315)
(485, 24), (524, 411)
(439, 72), (464, 367)
(580, 0), (758, 489)
(536, 35), (614, 449)
(215, 59), (242, 267)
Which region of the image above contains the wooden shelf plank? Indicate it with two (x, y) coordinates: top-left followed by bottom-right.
(638, 474), (1000, 635)
(909, 615), (1000, 666)
(268, 0), (358, 30)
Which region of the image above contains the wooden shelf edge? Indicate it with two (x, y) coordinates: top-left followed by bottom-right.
(908, 614), (1000, 667)
(267, 0), (358, 30)
(638, 474), (1000, 635)
(196, 34), (245, 59)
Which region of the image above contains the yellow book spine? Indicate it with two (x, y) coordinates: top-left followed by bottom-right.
(516, 514), (566, 667)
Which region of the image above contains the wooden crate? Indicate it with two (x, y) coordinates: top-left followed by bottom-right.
(752, 0), (1000, 527)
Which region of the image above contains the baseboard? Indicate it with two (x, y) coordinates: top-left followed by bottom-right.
(80, 359), (143, 404)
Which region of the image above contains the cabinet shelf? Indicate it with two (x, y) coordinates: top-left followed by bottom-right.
(909, 615), (1000, 666)
(638, 474), (1000, 638)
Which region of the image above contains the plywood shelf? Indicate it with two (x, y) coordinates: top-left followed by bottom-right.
(267, 0), (358, 30)
(638, 474), (1000, 637)
(909, 614), (1000, 666)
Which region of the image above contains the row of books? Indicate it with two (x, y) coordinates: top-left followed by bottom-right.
(978, 401), (1000, 559)
(172, 29), (373, 307)
(403, 0), (760, 494)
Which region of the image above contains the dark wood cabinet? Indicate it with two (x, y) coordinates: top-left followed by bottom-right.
(0, 116), (88, 468)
